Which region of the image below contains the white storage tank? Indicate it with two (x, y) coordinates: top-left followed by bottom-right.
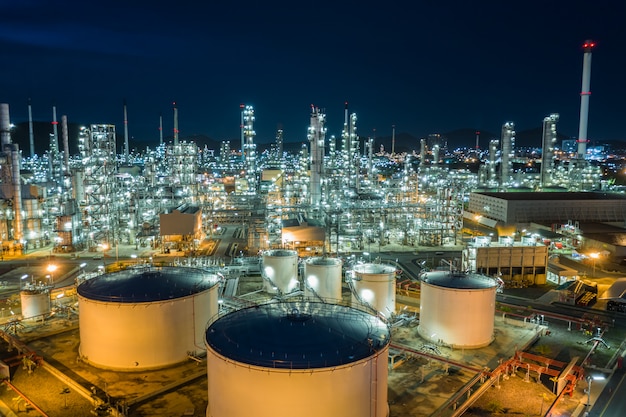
(418, 271), (497, 349)
(351, 263), (397, 318)
(304, 257), (342, 302)
(77, 267), (220, 370)
(261, 249), (298, 294)
(205, 301), (390, 417)
(20, 285), (51, 319)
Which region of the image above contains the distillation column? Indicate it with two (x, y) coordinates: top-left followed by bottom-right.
(500, 122), (515, 187)
(82, 124), (117, 248)
(540, 114), (559, 188)
(242, 105), (257, 193)
(308, 106), (326, 211)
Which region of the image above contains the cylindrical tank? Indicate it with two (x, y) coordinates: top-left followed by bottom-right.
(304, 257), (342, 302)
(77, 267), (220, 370)
(418, 271), (497, 349)
(20, 285), (51, 319)
(261, 249), (298, 294)
(205, 301), (390, 417)
(351, 263), (396, 318)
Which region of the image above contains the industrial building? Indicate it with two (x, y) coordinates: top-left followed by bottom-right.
(159, 204), (203, 252)
(463, 242), (549, 286)
(468, 191), (626, 225)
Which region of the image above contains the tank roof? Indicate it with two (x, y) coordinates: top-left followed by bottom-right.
(264, 249), (297, 257)
(421, 271), (496, 289)
(353, 263), (396, 274)
(77, 267), (219, 303)
(306, 257), (342, 266)
(206, 301), (390, 369)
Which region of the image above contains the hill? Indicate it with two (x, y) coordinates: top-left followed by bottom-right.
(9, 122), (626, 156)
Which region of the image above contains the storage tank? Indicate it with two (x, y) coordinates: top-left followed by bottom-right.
(77, 267), (219, 370)
(351, 263), (396, 318)
(205, 301), (390, 417)
(418, 271), (497, 349)
(261, 249), (298, 294)
(304, 257), (342, 302)
(20, 284), (51, 319)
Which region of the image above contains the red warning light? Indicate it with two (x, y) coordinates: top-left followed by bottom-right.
(582, 40), (596, 50)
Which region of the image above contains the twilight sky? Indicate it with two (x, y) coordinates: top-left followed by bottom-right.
(1, 0), (625, 148)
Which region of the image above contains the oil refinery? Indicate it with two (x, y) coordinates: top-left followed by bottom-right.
(0, 40), (624, 417)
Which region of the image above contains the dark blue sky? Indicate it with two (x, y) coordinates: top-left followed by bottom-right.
(1, 0), (625, 147)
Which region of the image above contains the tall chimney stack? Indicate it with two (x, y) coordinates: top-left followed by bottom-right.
(577, 40), (595, 159)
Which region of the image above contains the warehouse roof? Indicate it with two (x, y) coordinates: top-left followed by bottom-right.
(473, 192), (626, 201)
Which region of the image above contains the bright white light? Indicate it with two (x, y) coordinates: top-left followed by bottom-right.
(263, 266), (275, 279)
(361, 289), (375, 302)
(306, 275), (319, 288)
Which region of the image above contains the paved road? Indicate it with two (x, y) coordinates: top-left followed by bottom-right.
(590, 368), (626, 417)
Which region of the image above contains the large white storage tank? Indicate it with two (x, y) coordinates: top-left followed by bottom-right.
(205, 301), (390, 417)
(77, 267), (220, 370)
(418, 271), (497, 349)
(20, 284), (51, 319)
(261, 249), (298, 294)
(351, 263), (396, 318)
(304, 257), (342, 302)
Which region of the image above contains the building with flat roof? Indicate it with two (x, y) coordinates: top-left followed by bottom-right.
(159, 204), (202, 252)
(468, 192), (626, 225)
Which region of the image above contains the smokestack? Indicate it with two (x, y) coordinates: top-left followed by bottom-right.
(391, 125), (396, 155)
(51, 105), (59, 153)
(28, 99), (35, 157)
(159, 113), (163, 146)
(123, 99), (129, 162)
(62, 115), (70, 176)
(173, 102), (179, 146)
(0, 103), (11, 147)
(475, 131), (480, 150)
(577, 40), (595, 159)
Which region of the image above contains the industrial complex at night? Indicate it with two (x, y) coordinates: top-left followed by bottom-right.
(0, 40), (624, 417)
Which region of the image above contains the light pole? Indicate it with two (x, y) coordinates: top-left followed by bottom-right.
(46, 264), (58, 286)
(589, 252), (599, 278)
(20, 274), (28, 289)
(585, 374), (605, 407)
